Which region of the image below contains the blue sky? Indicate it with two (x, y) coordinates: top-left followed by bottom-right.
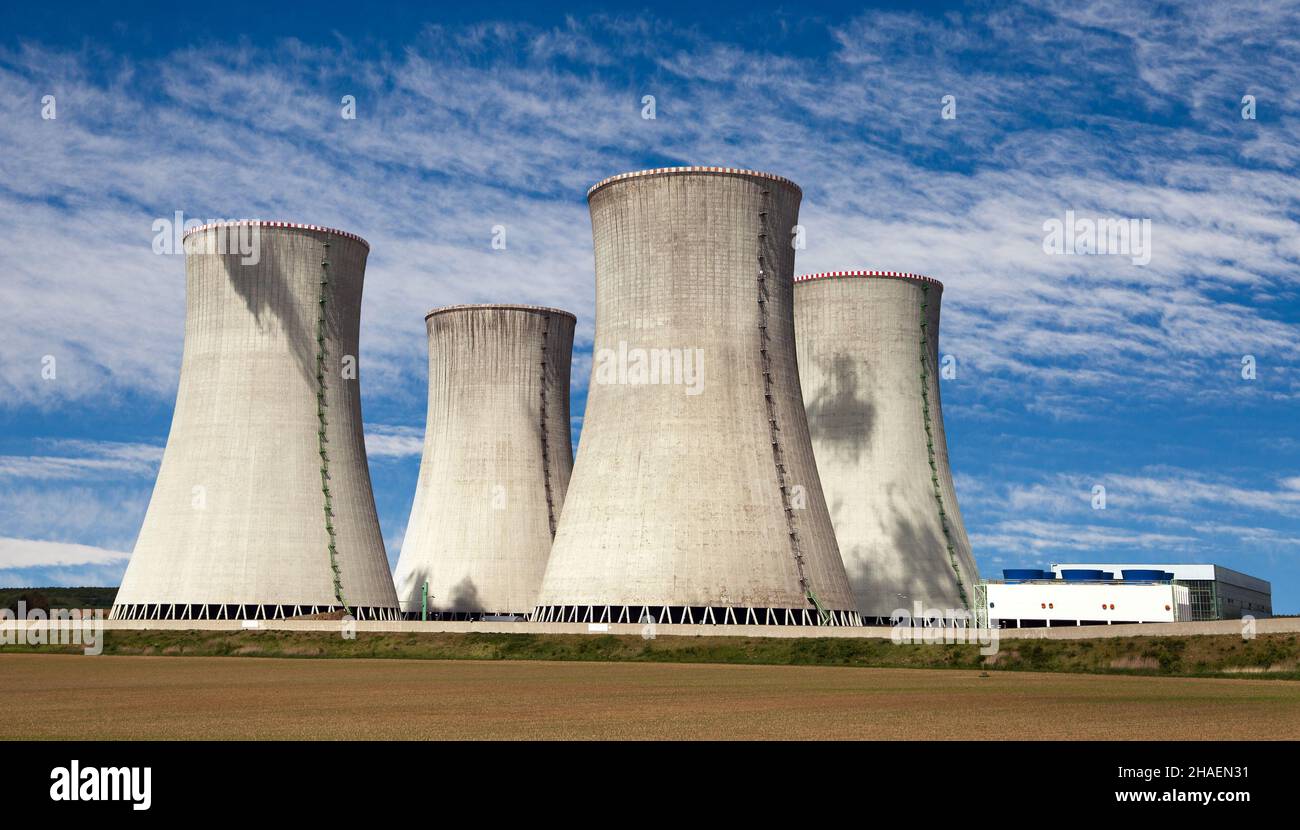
(1, 1), (1298, 610)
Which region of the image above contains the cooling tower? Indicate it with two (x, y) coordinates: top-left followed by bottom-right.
(112, 221), (399, 621)
(794, 270), (979, 622)
(393, 304), (576, 619)
(534, 167), (858, 627)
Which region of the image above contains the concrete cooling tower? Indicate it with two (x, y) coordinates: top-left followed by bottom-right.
(794, 271), (979, 623)
(112, 221), (399, 621)
(535, 167), (858, 627)
(393, 304), (576, 619)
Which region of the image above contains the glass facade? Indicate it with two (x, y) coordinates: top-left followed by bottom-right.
(1178, 578), (1271, 620)
(1181, 580), (1219, 622)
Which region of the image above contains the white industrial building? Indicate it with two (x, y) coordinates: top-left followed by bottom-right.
(981, 575), (1191, 628)
(1048, 563), (1271, 620)
(978, 562), (1273, 627)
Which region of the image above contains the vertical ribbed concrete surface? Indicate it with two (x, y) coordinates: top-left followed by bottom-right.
(113, 222), (398, 620)
(535, 168), (856, 625)
(794, 272), (978, 619)
(394, 304), (575, 618)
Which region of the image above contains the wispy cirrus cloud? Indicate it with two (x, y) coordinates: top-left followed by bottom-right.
(962, 465), (1300, 571)
(991, 470), (1300, 517)
(972, 520), (1199, 558)
(0, 537), (129, 569)
(0, 484), (150, 552)
(0, 440), (162, 480)
(2, 5), (1297, 413)
(364, 425), (425, 459)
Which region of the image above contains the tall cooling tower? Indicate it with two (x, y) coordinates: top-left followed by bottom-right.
(112, 221), (399, 621)
(794, 270), (979, 622)
(535, 167), (858, 627)
(393, 304), (576, 619)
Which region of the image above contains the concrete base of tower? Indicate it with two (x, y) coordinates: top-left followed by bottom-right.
(532, 604), (861, 627)
(108, 603), (401, 622)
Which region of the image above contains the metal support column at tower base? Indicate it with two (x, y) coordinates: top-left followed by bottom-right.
(973, 583), (989, 630)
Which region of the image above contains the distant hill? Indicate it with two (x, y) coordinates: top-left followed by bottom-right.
(0, 587), (117, 612)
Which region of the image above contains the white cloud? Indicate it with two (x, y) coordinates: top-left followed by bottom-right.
(972, 520), (1197, 555)
(987, 469), (1300, 518)
(0, 8), (1295, 416)
(0, 537), (129, 569)
(0, 484), (151, 551)
(364, 425), (425, 459)
(0, 440), (163, 481)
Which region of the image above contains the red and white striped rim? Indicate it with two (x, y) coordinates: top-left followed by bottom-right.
(182, 220), (369, 250)
(588, 166), (801, 198)
(426, 303), (577, 321)
(795, 270), (943, 289)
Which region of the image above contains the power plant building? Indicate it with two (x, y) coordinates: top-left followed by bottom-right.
(112, 221), (399, 621)
(535, 167), (859, 626)
(393, 304), (576, 619)
(1048, 563), (1272, 620)
(982, 570), (1193, 628)
(794, 271), (978, 622)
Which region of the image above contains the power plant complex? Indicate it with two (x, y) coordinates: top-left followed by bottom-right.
(113, 221), (400, 621)
(113, 169), (991, 629)
(394, 304), (576, 619)
(795, 271), (978, 622)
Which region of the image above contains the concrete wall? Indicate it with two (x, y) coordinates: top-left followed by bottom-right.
(393, 305), (575, 616)
(114, 222), (398, 616)
(795, 273), (978, 618)
(7, 617), (1294, 641)
(535, 168), (855, 618)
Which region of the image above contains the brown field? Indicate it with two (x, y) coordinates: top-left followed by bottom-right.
(3, 653), (1299, 740)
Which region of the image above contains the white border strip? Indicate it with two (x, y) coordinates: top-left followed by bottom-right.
(182, 220), (369, 250)
(425, 303), (577, 321)
(588, 166), (801, 198)
(795, 269), (943, 288)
